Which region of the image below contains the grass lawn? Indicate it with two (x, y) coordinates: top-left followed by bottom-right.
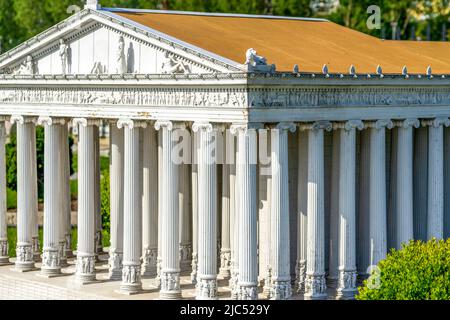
(7, 227), (110, 258)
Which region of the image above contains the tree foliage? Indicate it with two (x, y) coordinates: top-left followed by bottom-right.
(357, 239), (450, 300)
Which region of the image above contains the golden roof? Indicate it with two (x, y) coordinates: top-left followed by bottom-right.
(116, 11), (450, 74)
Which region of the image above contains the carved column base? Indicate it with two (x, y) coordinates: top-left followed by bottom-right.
(190, 253), (198, 285)
(295, 260), (306, 294)
(179, 244), (192, 273)
(64, 233), (73, 258)
(119, 263), (142, 294)
(219, 248), (231, 279)
(196, 275), (218, 300)
(0, 239), (10, 265)
(336, 270), (358, 300)
(75, 254), (96, 283)
(59, 240), (68, 267)
(230, 268), (240, 300)
(160, 270), (182, 300)
(263, 265), (272, 298)
(154, 257), (162, 288)
(40, 249), (61, 276)
(141, 248), (157, 278)
(238, 282), (258, 300)
(304, 274), (327, 300)
(32, 237), (41, 262)
(270, 279), (292, 300)
(14, 243), (34, 271)
(108, 251), (123, 280)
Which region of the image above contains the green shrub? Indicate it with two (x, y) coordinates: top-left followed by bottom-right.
(6, 187), (17, 209)
(100, 169), (110, 239)
(357, 239), (450, 300)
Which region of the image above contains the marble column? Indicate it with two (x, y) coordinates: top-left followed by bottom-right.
(0, 118), (9, 265)
(413, 126), (428, 241)
(190, 131), (199, 284)
(30, 127), (39, 262)
(444, 127), (450, 239)
(228, 141), (237, 291)
(303, 121), (332, 300)
(327, 130), (339, 288)
(57, 124), (68, 268)
(336, 121), (363, 299)
(179, 162), (192, 272)
(231, 124), (259, 300)
(219, 143), (231, 279)
(295, 130), (308, 294)
(155, 120), (181, 300)
(61, 123), (73, 259)
(424, 118), (450, 239)
(39, 117), (64, 277)
(74, 118), (98, 283)
(10, 116), (36, 271)
(155, 130), (163, 288)
(193, 122), (218, 300)
(108, 122), (124, 280)
(93, 126), (102, 256)
(230, 130), (241, 299)
(269, 123), (296, 300)
(396, 119), (419, 249)
(141, 125), (158, 277)
(368, 120), (392, 267)
(118, 119), (144, 294)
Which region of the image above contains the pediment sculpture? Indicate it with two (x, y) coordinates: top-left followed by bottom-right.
(161, 51), (192, 74)
(13, 55), (37, 75)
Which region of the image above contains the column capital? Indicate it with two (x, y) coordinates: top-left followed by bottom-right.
(37, 116), (66, 126)
(0, 115), (9, 122)
(333, 120), (364, 131)
(267, 122), (297, 133)
(10, 115), (38, 125)
(230, 123), (263, 135)
(421, 117), (450, 128)
(365, 120), (394, 130)
(73, 118), (102, 127)
(299, 121), (332, 132)
(192, 122), (213, 133)
(395, 119), (420, 129)
(117, 118), (148, 130)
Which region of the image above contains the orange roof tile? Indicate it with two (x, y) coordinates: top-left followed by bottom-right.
(115, 11), (450, 74)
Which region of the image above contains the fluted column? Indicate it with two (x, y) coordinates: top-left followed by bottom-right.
(424, 118), (450, 239)
(10, 116), (36, 271)
(303, 121), (332, 300)
(396, 119), (419, 249)
(327, 130), (339, 288)
(108, 122), (124, 279)
(56, 124), (68, 268)
(193, 122), (218, 300)
(74, 118), (99, 283)
(230, 130), (241, 299)
(118, 119), (145, 294)
(228, 141), (237, 291)
(367, 120), (392, 268)
(30, 127), (39, 262)
(179, 162), (192, 272)
(38, 116), (64, 277)
(219, 131), (231, 279)
(190, 130), (199, 284)
(155, 120), (181, 300)
(93, 126), (102, 257)
(0, 118), (9, 265)
(155, 130), (163, 288)
(444, 127), (450, 239)
(336, 121), (364, 299)
(231, 124), (259, 300)
(141, 125), (158, 277)
(61, 123), (72, 259)
(413, 126), (428, 241)
(269, 123), (296, 300)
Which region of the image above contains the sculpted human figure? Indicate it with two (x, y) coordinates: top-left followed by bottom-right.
(161, 51), (191, 74)
(116, 36), (127, 74)
(15, 55), (35, 75)
(59, 39), (69, 74)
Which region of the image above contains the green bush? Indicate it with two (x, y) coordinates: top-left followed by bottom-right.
(357, 239), (450, 300)
(100, 169), (110, 239)
(6, 187), (17, 209)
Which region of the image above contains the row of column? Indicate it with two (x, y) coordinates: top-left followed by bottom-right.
(0, 116), (449, 301)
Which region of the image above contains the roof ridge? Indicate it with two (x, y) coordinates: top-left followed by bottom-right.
(100, 7), (329, 22)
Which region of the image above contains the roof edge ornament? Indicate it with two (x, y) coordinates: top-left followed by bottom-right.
(376, 65), (383, 78)
(244, 48), (276, 73)
(402, 65), (409, 78)
(293, 64), (299, 73)
(426, 66), (433, 78)
(322, 64), (329, 77)
(349, 65), (356, 77)
(85, 0), (100, 10)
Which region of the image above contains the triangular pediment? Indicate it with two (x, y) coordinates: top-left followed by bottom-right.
(0, 8), (242, 76)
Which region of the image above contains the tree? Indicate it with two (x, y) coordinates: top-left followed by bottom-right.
(357, 239), (450, 300)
